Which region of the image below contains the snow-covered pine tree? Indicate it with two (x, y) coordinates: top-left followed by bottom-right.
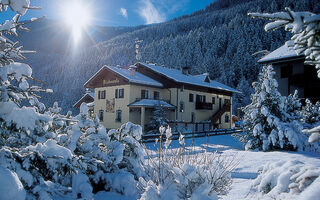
(146, 101), (168, 134)
(0, 2), (80, 199)
(241, 65), (304, 151)
(248, 8), (320, 143)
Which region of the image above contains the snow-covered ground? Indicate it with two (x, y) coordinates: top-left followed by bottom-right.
(68, 133), (319, 200)
(142, 134), (320, 200)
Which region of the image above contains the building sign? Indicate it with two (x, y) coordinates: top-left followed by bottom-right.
(103, 79), (120, 85)
(106, 98), (115, 112)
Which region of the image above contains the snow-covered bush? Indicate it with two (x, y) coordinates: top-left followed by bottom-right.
(241, 65), (306, 151)
(140, 126), (236, 199)
(63, 103), (146, 198)
(0, 140), (78, 199)
(253, 160), (320, 200)
(301, 99), (320, 125)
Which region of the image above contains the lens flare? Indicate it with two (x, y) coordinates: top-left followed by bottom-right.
(61, 0), (91, 44)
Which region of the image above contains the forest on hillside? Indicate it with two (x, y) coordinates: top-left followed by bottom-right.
(18, 0), (320, 113)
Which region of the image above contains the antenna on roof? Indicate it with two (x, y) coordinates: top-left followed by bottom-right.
(135, 38), (143, 61)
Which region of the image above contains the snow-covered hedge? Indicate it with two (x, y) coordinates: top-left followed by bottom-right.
(253, 160), (320, 200)
(140, 126), (235, 199)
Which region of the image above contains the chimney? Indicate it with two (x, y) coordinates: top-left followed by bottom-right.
(182, 66), (190, 75)
(129, 65), (137, 76)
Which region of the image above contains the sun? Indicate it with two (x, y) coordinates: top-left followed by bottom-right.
(61, 0), (91, 43)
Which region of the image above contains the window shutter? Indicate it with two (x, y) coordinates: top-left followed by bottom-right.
(115, 89), (118, 98)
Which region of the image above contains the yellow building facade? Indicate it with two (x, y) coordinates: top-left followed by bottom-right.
(82, 63), (239, 132)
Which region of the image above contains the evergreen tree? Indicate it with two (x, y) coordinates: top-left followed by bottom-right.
(146, 101), (169, 134)
(241, 65), (304, 151)
(233, 76), (253, 114)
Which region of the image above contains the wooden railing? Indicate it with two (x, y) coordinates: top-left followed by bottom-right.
(141, 128), (242, 143)
(168, 121), (212, 133)
(195, 102), (213, 110)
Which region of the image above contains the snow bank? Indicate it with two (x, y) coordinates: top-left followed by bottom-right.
(0, 166), (26, 200)
(253, 160), (320, 199)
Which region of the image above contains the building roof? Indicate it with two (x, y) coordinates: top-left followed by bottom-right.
(138, 63), (240, 93)
(106, 66), (163, 87)
(258, 41), (304, 64)
(128, 99), (175, 109)
(84, 66), (163, 88)
(73, 93), (94, 108)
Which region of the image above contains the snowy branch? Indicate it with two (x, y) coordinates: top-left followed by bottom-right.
(249, 7), (320, 78)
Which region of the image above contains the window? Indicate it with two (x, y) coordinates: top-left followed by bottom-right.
(196, 95), (206, 103)
(212, 97), (216, 104)
(281, 65), (292, 78)
(115, 88), (124, 98)
(154, 91), (160, 100)
(179, 101), (184, 112)
(225, 115), (229, 123)
(116, 110), (122, 122)
(141, 89), (149, 99)
(224, 99), (230, 105)
(98, 90), (106, 99)
(99, 110), (104, 121)
(119, 88), (124, 98)
(189, 93), (194, 102)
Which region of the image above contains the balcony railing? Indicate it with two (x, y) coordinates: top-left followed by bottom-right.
(195, 102), (213, 110)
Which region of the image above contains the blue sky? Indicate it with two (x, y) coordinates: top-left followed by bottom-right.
(4, 0), (214, 27)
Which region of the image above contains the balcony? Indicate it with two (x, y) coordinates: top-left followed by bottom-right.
(195, 102), (213, 110)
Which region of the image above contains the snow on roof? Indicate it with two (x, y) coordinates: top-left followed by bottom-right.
(73, 93), (94, 108)
(88, 92), (94, 98)
(139, 63), (240, 93)
(106, 66), (163, 87)
(258, 41), (303, 63)
(87, 102), (94, 107)
(194, 73), (210, 82)
(128, 99), (175, 109)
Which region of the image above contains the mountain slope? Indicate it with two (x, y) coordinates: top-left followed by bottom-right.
(19, 0), (320, 113)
